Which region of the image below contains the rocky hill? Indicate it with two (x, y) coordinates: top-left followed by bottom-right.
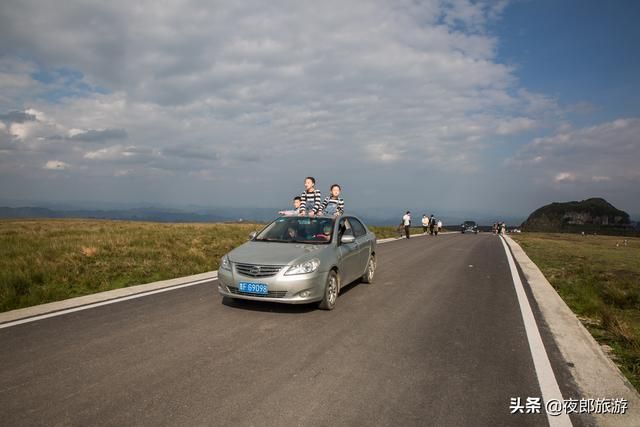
(521, 198), (632, 233)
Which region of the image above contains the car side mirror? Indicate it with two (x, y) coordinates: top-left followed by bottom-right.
(340, 234), (356, 244)
(248, 231), (257, 240)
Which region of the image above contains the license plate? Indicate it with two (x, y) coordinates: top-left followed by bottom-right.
(238, 282), (269, 295)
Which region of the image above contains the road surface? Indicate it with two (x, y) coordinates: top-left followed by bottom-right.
(0, 233), (590, 426)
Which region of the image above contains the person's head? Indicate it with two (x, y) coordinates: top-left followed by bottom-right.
(287, 227), (297, 238)
(406, 211), (410, 215)
(293, 196), (302, 209)
(323, 223), (332, 235)
(330, 184), (341, 198)
(304, 177), (316, 191)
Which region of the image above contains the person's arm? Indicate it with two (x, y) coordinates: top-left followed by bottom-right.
(337, 198), (344, 215)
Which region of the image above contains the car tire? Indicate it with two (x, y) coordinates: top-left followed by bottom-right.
(318, 270), (339, 310)
(361, 254), (376, 284)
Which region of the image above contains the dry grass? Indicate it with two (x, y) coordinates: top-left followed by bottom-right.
(0, 219), (262, 312)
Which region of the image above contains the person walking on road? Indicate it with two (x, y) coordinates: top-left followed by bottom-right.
(421, 214), (429, 234)
(429, 214), (435, 235)
(437, 219), (443, 234)
(403, 211), (412, 239)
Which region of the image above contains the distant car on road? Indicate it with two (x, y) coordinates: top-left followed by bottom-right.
(461, 221), (478, 234)
(217, 215), (377, 310)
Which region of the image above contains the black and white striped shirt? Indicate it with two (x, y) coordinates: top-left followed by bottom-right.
(300, 189), (322, 214)
(320, 196), (344, 215)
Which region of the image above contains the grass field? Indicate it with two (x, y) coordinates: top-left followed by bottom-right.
(511, 233), (640, 390)
(0, 219), (264, 312)
(0, 219), (406, 312)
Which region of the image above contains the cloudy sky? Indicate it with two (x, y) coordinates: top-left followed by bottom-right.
(1, 0), (639, 217)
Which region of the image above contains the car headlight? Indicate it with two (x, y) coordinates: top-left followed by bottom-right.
(220, 255), (232, 271)
(285, 258), (320, 275)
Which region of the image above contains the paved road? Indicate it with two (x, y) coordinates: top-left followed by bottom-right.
(0, 234), (588, 426)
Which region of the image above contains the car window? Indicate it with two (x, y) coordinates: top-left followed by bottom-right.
(338, 218), (354, 238)
(349, 218), (367, 237)
(255, 216), (335, 244)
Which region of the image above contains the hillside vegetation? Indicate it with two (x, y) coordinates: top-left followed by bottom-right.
(522, 198), (633, 234)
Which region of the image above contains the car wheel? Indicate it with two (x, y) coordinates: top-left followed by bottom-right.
(361, 254), (376, 284)
(318, 270), (339, 310)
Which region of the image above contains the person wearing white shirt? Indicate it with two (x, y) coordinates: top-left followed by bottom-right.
(421, 215), (429, 233)
(402, 211), (411, 239)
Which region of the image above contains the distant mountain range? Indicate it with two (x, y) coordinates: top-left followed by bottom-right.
(0, 205), (527, 227)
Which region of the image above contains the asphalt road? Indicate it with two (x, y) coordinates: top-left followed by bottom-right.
(0, 233), (587, 426)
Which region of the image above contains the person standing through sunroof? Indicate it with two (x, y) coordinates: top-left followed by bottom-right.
(299, 176), (322, 216)
(278, 196), (303, 216)
(319, 184), (345, 216)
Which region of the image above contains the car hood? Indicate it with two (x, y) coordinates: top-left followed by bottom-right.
(227, 241), (328, 265)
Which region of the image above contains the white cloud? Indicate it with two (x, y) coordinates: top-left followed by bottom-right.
(7, 0), (634, 213)
(554, 172), (576, 183)
(511, 118), (640, 188)
(84, 145), (140, 160)
(44, 160), (69, 170)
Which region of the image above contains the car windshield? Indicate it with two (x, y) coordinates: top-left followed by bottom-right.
(254, 216), (335, 244)
(464, 221), (476, 226)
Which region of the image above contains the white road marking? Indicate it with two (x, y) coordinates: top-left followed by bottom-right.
(500, 236), (573, 427)
(1, 232), (452, 328)
(0, 278), (214, 329)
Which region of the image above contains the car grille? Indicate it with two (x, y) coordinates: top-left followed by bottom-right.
(227, 286), (288, 298)
(234, 263), (284, 278)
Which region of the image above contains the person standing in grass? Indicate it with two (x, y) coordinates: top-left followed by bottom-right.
(422, 214), (429, 234)
(319, 184), (345, 216)
(403, 211), (411, 239)
(299, 177), (322, 216)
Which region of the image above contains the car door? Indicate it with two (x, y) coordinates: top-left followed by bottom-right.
(337, 217), (359, 283)
(348, 217), (370, 276)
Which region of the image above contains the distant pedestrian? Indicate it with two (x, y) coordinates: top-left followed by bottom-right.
(500, 222), (506, 236)
(437, 220), (442, 233)
(421, 215), (429, 233)
(403, 211), (411, 239)
(429, 214), (435, 235)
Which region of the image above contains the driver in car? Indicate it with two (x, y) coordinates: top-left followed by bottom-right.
(315, 223), (333, 241)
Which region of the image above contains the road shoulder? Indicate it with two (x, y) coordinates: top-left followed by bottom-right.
(504, 235), (640, 425)
(0, 271), (217, 326)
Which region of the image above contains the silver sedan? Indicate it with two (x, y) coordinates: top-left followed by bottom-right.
(217, 215), (377, 310)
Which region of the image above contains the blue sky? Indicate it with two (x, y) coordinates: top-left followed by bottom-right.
(496, 0), (640, 122)
(0, 0), (639, 219)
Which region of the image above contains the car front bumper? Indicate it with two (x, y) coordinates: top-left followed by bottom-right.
(217, 266), (329, 304)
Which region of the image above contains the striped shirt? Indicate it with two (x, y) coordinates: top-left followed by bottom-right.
(300, 189), (322, 214)
(320, 196), (345, 215)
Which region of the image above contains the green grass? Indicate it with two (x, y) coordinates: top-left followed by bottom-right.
(511, 232), (640, 390)
(0, 219), (262, 312)
(0, 219), (436, 313)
